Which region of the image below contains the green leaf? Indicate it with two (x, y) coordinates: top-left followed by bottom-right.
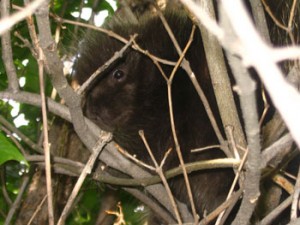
(0, 132), (26, 165)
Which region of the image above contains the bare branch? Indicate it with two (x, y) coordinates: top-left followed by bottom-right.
(4, 176), (30, 225)
(182, 0), (300, 149)
(37, 45), (54, 225)
(220, 0), (300, 148)
(35, 0), (98, 153)
(261, 133), (293, 167)
(219, 3), (262, 224)
(57, 134), (112, 225)
(249, 0), (271, 43)
(139, 130), (184, 224)
(0, 115), (43, 154)
(194, 0), (246, 155)
(259, 195), (293, 225)
(1, 0), (19, 91)
(0, 0), (45, 35)
(0, 90), (183, 222)
(27, 195), (48, 225)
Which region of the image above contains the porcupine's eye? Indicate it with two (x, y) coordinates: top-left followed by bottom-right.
(112, 69), (126, 82)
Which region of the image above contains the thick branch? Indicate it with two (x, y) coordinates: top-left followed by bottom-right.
(196, 0), (246, 155)
(220, 4), (262, 225)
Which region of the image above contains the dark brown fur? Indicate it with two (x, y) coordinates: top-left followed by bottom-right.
(75, 7), (248, 224)
(74, 10), (233, 223)
(72, 0), (300, 223)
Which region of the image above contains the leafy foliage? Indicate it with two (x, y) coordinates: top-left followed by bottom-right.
(0, 132), (26, 165)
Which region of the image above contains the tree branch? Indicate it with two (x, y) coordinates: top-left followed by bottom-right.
(0, 0), (19, 92)
(0, 0), (45, 35)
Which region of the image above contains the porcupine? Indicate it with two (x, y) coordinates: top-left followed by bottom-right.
(73, 1), (300, 224)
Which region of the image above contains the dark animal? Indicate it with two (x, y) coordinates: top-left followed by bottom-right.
(73, 1), (300, 222)
(74, 10), (233, 223)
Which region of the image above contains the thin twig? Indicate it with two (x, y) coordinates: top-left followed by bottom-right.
(0, 115), (43, 154)
(38, 46), (54, 225)
(4, 176), (30, 225)
(261, 0), (288, 31)
(0, 125), (27, 156)
(0, 168), (12, 206)
(27, 195), (48, 225)
(117, 144), (155, 171)
(215, 148), (248, 225)
(77, 35), (137, 95)
(199, 189), (243, 225)
(259, 195), (293, 225)
(158, 5), (227, 148)
(139, 130), (183, 225)
(225, 126), (240, 160)
(53, 15), (177, 66)
(124, 187), (176, 224)
(24, 0), (39, 55)
(31, 153), (238, 187)
(165, 23), (199, 223)
(191, 145), (222, 153)
(57, 134), (112, 225)
(14, 31), (37, 57)
(259, 88), (270, 127)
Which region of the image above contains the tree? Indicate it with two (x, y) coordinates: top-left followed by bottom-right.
(0, 0), (299, 225)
